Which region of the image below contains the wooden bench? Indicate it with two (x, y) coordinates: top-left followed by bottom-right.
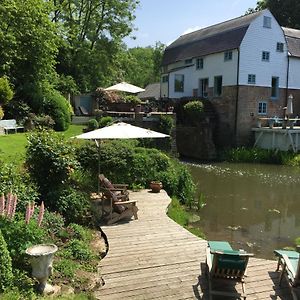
(0, 119), (24, 134)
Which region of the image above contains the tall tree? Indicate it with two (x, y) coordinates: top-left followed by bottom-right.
(52, 0), (139, 92)
(249, 0), (300, 29)
(0, 0), (59, 97)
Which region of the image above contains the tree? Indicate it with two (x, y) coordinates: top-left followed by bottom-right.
(248, 0), (300, 29)
(0, 0), (59, 98)
(0, 76), (14, 105)
(52, 0), (140, 92)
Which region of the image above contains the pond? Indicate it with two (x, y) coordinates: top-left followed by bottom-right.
(187, 162), (300, 259)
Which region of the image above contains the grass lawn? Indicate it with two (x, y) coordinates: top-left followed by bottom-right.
(0, 124), (85, 165)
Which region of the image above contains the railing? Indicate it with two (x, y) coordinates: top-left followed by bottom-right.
(257, 116), (299, 129)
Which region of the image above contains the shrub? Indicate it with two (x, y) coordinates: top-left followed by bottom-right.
(42, 211), (65, 236)
(0, 76), (14, 105)
(33, 114), (55, 129)
(183, 100), (204, 125)
(43, 89), (71, 131)
(124, 95), (141, 104)
(0, 229), (13, 292)
(55, 258), (79, 279)
(45, 186), (90, 224)
(26, 130), (78, 197)
(3, 100), (31, 124)
(67, 223), (91, 241)
(87, 119), (98, 131)
(65, 239), (93, 261)
(98, 116), (113, 128)
(158, 115), (174, 135)
(0, 216), (47, 268)
(0, 163), (39, 212)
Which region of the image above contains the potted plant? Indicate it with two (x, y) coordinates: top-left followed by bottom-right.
(149, 181), (163, 193)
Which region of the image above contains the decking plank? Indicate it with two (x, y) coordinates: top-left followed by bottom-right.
(94, 190), (293, 299)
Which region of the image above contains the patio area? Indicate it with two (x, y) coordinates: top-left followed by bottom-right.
(95, 190), (292, 299)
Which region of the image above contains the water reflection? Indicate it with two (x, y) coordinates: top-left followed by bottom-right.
(187, 162), (300, 259)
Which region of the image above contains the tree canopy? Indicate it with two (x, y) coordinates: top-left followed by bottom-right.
(248, 0), (300, 29)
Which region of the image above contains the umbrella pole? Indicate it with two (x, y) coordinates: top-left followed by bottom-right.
(95, 139), (101, 194)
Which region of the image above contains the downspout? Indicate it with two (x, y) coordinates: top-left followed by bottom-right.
(285, 54), (290, 111)
(234, 48), (240, 146)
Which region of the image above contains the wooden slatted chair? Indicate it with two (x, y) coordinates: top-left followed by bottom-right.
(100, 187), (138, 225)
(99, 174), (129, 200)
(274, 247), (300, 300)
(206, 241), (253, 300)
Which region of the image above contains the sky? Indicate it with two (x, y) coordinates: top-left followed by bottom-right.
(124, 0), (259, 48)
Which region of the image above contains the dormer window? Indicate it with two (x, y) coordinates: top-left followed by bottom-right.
(224, 51), (233, 61)
(185, 59), (193, 64)
(263, 16), (271, 28)
(196, 58), (203, 69)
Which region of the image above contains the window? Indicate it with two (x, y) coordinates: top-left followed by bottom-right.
(199, 78), (209, 98)
(276, 42), (284, 52)
(162, 75), (168, 83)
(196, 58), (203, 69)
(174, 74), (184, 92)
(214, 76), (222, 96)
(263, 16), (271, 28)
(271, 76), (279, 98)
(258, 102), (267, 115)
(185, 59), (193, 64)
(224, 51), (233, 61)
(262, 51), (270, 62)
(248, 74), (256, 84)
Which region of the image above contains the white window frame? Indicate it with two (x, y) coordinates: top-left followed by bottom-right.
(258, 101), (267, 115)
(262, 51), (270, 62)
(248, 74), (256, 84)
(224, 51), (233, 61)
(185, 58), (193, 65)
(174, 74), (184, 92)
(263, 16), (271, 28)
(196, 58), (203, 70)
(276, 42), (284, 52)
(271, 76), (279, 99)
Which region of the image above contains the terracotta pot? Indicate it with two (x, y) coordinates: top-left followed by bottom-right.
(150, 181), (162, 193)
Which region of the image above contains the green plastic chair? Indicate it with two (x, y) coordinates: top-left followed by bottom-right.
(274, 248), (300, 300)
(206, 241), (253, 300)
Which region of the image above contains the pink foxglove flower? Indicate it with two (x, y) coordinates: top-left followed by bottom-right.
(9, 194), (17, 220)
(6, 193), (12, 217)
(0, 193), (5, 216)
(37, 201), (44, 227)
(30, 202), (35, 218)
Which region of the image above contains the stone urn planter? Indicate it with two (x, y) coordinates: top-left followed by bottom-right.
(26, 244), (58, 294)
(150, 181), (163, 193)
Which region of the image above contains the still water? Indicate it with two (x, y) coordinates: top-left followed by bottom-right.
(187, 162), (300, 259)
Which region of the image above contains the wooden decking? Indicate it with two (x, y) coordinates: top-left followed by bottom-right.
(95, 190), (292, 299)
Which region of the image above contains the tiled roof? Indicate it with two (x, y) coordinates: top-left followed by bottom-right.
(138, 83), (160, 100)
(282, 27), (300, 58)
(162, 11), (263, 66)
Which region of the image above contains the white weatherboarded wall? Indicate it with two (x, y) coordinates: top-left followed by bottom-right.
(288, 57), (300, 89)
(239, 10), (288, 88)
(168, 50), (238, 98)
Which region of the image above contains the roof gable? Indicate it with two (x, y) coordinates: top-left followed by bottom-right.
(162, 10), (263, 66)
(283, 27), (300, 58)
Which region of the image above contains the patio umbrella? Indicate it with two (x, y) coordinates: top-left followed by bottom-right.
(74, 122), (170, 191)
(104, 82), (145, 94)
(287, 94), (294, 116)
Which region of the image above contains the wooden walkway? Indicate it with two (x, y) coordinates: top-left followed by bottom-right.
(95, 190), (292, 300)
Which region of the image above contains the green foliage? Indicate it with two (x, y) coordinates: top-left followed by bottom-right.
(295, 237), (300, 246)
(55, 74), (79, 96)
(0, 76), (14, 105)
(76, 140), (196, 205)
(42, 211), (65, 236)
(87, 119), (98, 131)
(0, 229), (13, 292)
(26, 130), (78, 196)
(98, 116), (113, 128)
(43, 89), (71, 131)
(0, 163), (39, 212)
(0, 217), (47, 268)
(183, 100), (204, 125)
(65, 239), (94, 261)
(46, 186), (90, 224)
(55, 258), (79, 279)
(158, 115), (174, 135)
(4, 100), (31, 123)
(223, 147), (300, 165)
(124, 95), (141, 104)
(67, 223), (92, 241)
(0, 106), (4, 120)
